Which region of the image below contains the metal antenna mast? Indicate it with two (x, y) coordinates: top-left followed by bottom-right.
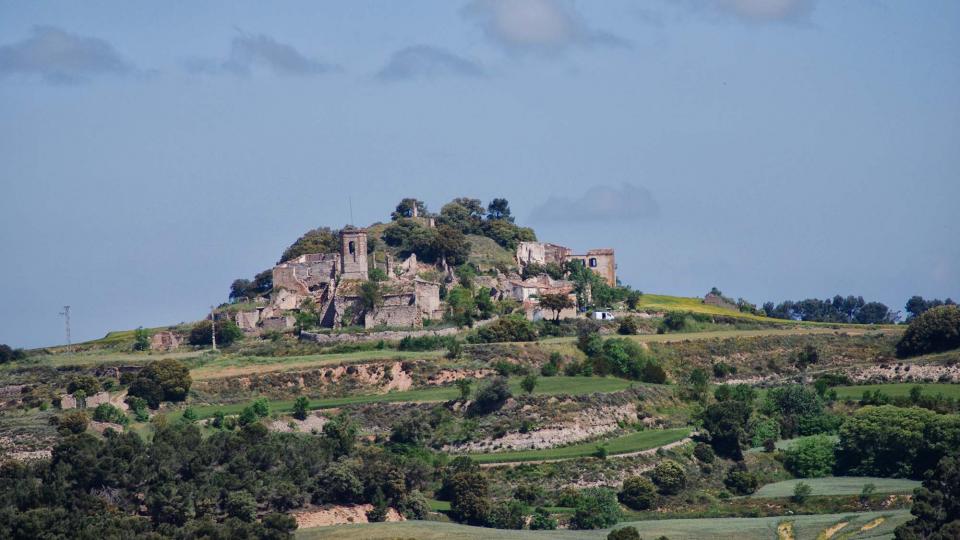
(59, 306), (71, 353)
(210, 305), (217, 351)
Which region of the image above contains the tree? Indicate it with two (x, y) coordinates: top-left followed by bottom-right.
(835, 405), (960, 478)
(279, 227), (339, 263)
(251, 397), (270, 418)
(322, 414), (357, 457)
(895, 453), (960, 539)
(520, 374), (538, 395)
(724, 463), (759, 495)
(618, 316), (639, 335)
(293, 396), (309, 421)
(133, 327), (150, 351)
(681, 368), (710, 403)
(449, 470), (491, 525)
(701, 400), (751, 460)
(856, 301), (895, 324)
(761, 385), (826, 438)
(486, 198), (513, 222)
(391, 198), (427, 220)
(0, 344), (26, 364)
(229, 278), (253, 301)
(455, 378), (472, 401)
(92, 403), (129, 426)
(539, 293), (575, 323)
(619, 476), (657, 510)
(783, 435), (837, 478)
(188, 319), (242, 346)
(487, 499), (528, 529)
(67, 375), (101, 397)
(794, 344), (819, 369)
(469, 377), (512, 415)
(626, 290), (643, 310)
(471, 316), (537, 343)
(57, 411), (89, 434)
(446, 286), (477, 327)
(608, 526), (641, 540)
(905, 295), (956, 321)
(358, 281), (383, 314)
(651, 460), (687, 495)
(529, 507), (557, 530)
(127, 359), (192, 408)
(896, 305), (960, 358)
(570, 488), (621, 530)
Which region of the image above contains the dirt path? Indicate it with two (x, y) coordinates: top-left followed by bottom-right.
(478, 433), (696, 468)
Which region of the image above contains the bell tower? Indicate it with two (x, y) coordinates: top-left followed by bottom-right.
(340, 227), (368, 280)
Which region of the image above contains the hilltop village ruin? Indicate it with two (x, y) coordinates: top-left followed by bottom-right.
(222, 205), (615, 334)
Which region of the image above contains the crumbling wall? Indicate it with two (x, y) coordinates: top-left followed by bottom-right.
(149, 331), (181, 352)
(235, 310), (261, 332)
(414, 280), (443, 320)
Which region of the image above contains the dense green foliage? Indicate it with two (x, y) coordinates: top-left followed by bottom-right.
(701, 400), (751, 459)
(761, 385), (836, 439)
(763, 294), (896, 324)
(904, 295), (955, 321)
(835, 405), (960, 478)
(896, 305), (960, 357)
(724, 463), (759, 495)
(618, 476), (657, 510)
(127, 359), (192, 409)
(783, 435), (837, 478)
(0, 344), (27, 364)
(895, 453), (960, 540)
(189, 319), (243, 347)
(608, 525), (641, 540)
(574, 333), (668, 383)
(469, 316), (537, 343)
(468, 377), (512, 416)
(651, 460), (687, 495)
(279, 227), (340, 263)
(570, 488), (621, 530)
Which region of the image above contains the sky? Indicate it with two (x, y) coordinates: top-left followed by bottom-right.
(1, 0), (958, 348)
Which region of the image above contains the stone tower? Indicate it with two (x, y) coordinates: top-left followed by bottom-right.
(340, 227), (368, 280)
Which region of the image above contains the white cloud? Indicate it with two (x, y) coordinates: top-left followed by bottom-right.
(530, 184), (660, 222)
(0, 26), (134, 84)
(377, 45), (484, 81)
(463, 0), (628, 54)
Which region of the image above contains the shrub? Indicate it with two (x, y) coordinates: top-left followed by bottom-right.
(513, 484), (544, 505)
(520, 374), (538, 394)
(529, 507), (557, 530)
(792, 481), (812, 503)
(651, 460), (687, 495)
(619, 476), (657, 510)
(608, 526), (641, 540)
(133, 327), (150, 351)
(693, 442), (715, 463)
(92, 403), (128, 426)
(127, 359), (192, 408)
(398, 334), (454, 351)
(570, 488), (621, 530)
(0, 344), (27, 363)
(470, 316), (537, 343)
(642, 361), (668, 384)
(618, 316), (639, 335)
(251, 397), (270, 418)
(293, 396), (310, 420)
(67, 375), (101, 397)
(783, 435), (837, 478)
(661, 312), (687, 332)
(896, 305), (960, 357)
(469, 377), (512, 415)
(701, 400), (751, 459)
(487, 499), (528, 529)
(448, 470), (491, 525)
(724, 464), (759, 495)
(188, 319), (243, 346)
(57, 410), (89, 434)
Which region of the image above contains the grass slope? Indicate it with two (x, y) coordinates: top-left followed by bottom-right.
(462, 427), (692, 464)
(832, 383), (960, 400)
(296, 509), (910, 540)
(752, 477), (920, 499)
(180, 376), (637, 420)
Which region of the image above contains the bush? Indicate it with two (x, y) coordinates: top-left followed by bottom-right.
(293, 396), (310, 420)
(651, 460), (687, 495)
(57, 410), (89, 434)
(618, 316), (639, 335)
(0, 344), (27, 363)
(127, 358), (192, 408)
(608, 526), (641, 540)
(701, 400), (751, 459)
(570, 488), (621, 530)
(188, 319), (243, 346)
(67, 375), (101, 397)
(724, 464), (759, 495)
(469, 377), (512, 416)
(792, 481), (812, 503)
(693, 442), (715, 464)
(896, 305), (960, 357)
(487, 500), (528, 529)
(619, 476), (657, 510)
(92, 403), (129, 426)
(783, 435), (837, 478)
(470, 316), (537, 343)
(513, 484), (544, 505)
(398, 334), (454, 351)
(661, 312), (688, 332)
(448, 471), (491, 525)
(529, 507), (557, 530)
(642, 361), (668, 384)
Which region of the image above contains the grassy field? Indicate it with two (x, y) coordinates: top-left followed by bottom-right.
(179, 376), (638, 420)
(542, 326), (852, 347)
(747, 435), (839, 454)
(832, 383), (960, 400)
(296, 509), (911, 540)
(462, 427), (692, 464)
(189, 349), (445, 380)
(752, 477), (920, 499)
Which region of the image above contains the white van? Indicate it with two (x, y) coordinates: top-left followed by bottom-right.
(593, 311), (616, 321)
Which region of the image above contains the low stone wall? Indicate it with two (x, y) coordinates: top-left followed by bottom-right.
(300, 326), (459, 345)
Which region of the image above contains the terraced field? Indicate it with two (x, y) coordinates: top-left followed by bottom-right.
(832, 382), (960, 400)
(179, 376), (639, 420)
(463, 427), (692, 464)
(296, 509), (911, 540)
(752, 477), (920, 498)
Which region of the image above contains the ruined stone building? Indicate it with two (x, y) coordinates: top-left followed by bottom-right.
(233, 227), (442, 332)
(516, 241), (617, 287)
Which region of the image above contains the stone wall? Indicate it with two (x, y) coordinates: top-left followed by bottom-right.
(300, 326), (459, 345)
(149, 331), (181, 351)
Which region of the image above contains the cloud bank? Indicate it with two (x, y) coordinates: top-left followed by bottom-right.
(463, 0), (628, 54)
(188, 32), (337, 76)
(529, 184), (660, 223)
(377, 45), (484, 81)
(0, 26), (134, 84)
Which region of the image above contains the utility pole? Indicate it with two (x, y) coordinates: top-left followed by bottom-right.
(349, 195), (354, 227)
(59, 306), (71, 353)
(209, 305), (217, 351)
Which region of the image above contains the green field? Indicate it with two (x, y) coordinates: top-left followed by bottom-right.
(296, 509), (910, 540)
(189, 349), (445, 380)
(462, 427), (692, 464)
(752, 477), (920, 499)
(180, 376), (638, 420)
(832, 383), (960, 400)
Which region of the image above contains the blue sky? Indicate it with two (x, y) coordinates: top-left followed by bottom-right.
(1, 1), (958, 348)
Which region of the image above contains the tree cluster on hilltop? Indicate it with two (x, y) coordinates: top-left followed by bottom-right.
(762, 294), (897, 324)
